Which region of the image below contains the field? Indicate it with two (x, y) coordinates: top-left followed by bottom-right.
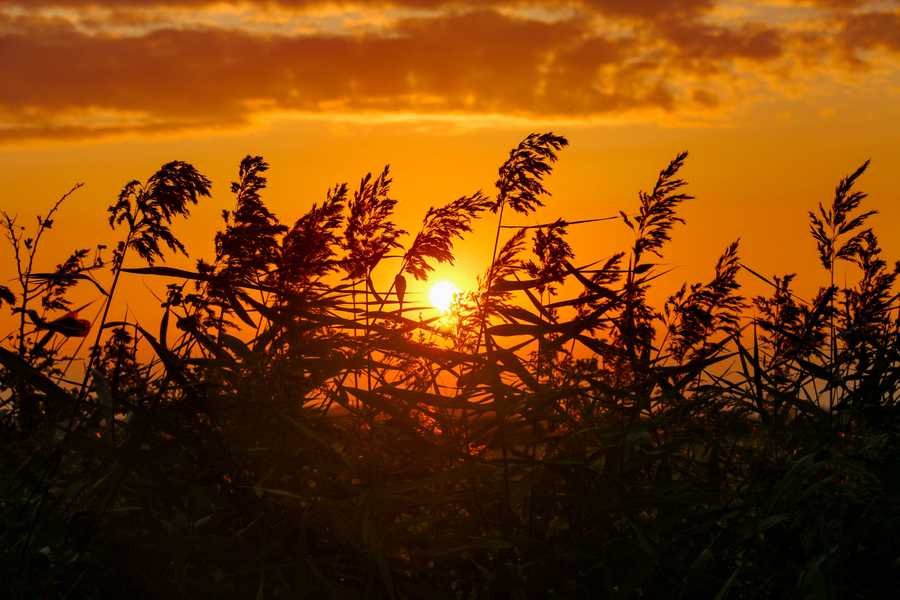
(2, 133), (899, 599)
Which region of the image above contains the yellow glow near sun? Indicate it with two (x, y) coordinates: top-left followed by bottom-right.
(429, 280), (459, 313)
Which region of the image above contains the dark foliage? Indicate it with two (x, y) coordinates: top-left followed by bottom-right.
(617, 151), (693, 357)
(666, 240), (744, 361)
(2, 135), (899, 600)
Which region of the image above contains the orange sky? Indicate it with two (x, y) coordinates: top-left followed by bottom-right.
(1, 0), (899, 335)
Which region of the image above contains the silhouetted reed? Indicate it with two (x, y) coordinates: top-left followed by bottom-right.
(1, 134), (898, 600)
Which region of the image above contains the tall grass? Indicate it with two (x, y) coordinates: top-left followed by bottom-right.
(1, 135), (898, 599)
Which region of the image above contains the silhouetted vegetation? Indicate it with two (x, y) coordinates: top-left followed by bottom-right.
(2, 134), (899, 599)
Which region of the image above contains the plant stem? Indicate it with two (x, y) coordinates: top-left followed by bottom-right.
(77, 230), (131, 402)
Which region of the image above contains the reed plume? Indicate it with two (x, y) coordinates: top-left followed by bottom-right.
(403, 191), (491, 281)
(215, 156), (286, 286)
(524, 218), (573, 296)
(343, 166), (405, 280)
(666, 240), (744, 361)
(809, 160), (875, 273)
(494, 132), (568, 215)
(279, 183), (348, 288)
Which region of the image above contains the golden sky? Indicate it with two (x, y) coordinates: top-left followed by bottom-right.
(1, 0), (899, 327)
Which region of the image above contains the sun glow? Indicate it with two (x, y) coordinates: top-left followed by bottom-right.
(428, 280), (459, 314)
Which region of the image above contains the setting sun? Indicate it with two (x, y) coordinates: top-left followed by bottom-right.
(428, 280), (459, 313)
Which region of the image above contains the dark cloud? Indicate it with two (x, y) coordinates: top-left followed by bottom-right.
(839, 10), (900, 53)
(0, 0), (709, 9)
(656, 19), (784, 65)
(1, 1), (897, 141)
(0, 0), (716, 22)
(691, 89), (718, 108)
(0, 9), (708, 139)
(796, 0), (886, 8)
(1, 11), (579, 116)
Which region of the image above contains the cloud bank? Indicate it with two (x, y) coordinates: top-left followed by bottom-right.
(1, 0), (897, 141)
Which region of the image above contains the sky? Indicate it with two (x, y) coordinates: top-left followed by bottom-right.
(1, 0), (899, 331)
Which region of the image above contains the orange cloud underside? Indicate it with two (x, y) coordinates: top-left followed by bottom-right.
(0, 0), (898, 141)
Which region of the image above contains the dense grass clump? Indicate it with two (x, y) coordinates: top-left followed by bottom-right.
(1, 135), (899, 599)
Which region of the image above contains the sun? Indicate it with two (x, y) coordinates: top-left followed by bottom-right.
(428, 280), (459, 314)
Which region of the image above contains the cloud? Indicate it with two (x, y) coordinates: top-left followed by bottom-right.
(1, 1), (898, 141)
(656, 19), (785, 63)
(795, 0), (883, 8)
(0, 9), (695, 139)
(1, 11), (577, 114)
(839, 10), (900, 53)
(0, 0), (713, 14)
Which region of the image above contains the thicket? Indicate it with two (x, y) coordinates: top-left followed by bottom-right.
(1, 133), (898, 599)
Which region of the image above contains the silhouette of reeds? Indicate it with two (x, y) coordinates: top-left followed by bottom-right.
(1, 135), (898, 599)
